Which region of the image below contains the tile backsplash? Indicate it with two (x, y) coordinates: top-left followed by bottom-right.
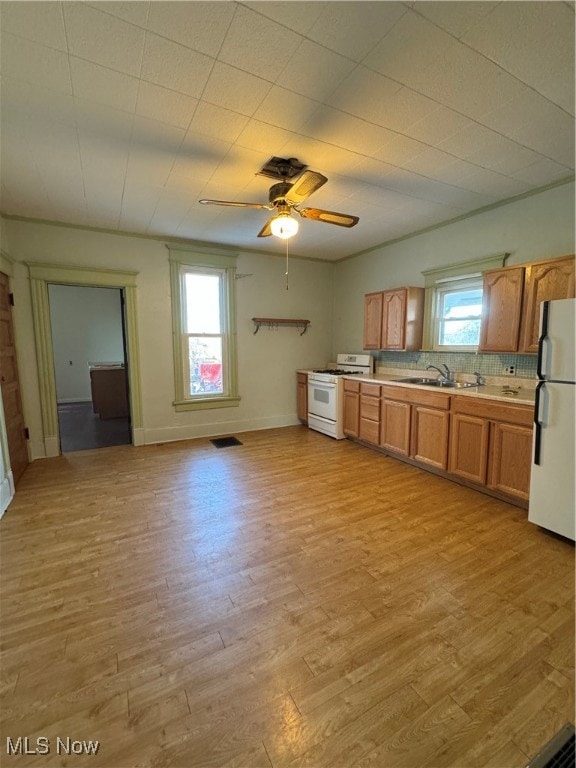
(374, 350), (538, 379)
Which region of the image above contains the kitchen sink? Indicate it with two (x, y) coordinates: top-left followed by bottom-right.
(396, 377), (480, 389)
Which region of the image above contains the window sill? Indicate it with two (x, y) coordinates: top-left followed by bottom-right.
(173, 395), (241, 412)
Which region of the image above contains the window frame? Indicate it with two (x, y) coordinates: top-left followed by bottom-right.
(168, 245), (240, 412)
(432, 276), (484, 351)
(421, 254), (509, 352)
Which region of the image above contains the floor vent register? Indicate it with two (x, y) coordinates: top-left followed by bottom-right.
(526, 724), (575, 768)
(210, 436), (243, 449)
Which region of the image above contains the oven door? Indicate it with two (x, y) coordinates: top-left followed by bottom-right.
(307, 378), (337, 421)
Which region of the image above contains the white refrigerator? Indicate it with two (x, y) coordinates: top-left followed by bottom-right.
(528, 298), (575, 541)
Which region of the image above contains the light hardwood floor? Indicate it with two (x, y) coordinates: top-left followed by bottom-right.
(1, 426), (574, 767)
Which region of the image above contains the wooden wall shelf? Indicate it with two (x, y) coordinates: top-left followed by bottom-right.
(252, 317), (310, 336)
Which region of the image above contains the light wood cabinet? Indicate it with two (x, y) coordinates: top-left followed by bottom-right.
(359, 382), (381, 446)
(296, 373), (308, 423)
(381, 398), (411, 455)
(363, 287), (424, 351)
(412, 405), (450, 470)
(449, 396), (533, 502)
(520, 256), (575, 353)
(448, 412), (490, 485)
(479, 255), (575, 353)
(479, 267), (525, 352)
(363, 292), (384, 350)
(343, 379), (360, 438)
(487, 421), (533, 501)
(380, 385), (450, 466)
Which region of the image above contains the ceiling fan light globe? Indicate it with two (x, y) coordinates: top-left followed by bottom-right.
(270, 214), (299, 239)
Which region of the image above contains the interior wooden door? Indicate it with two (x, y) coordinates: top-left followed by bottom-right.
(0, 272), (28, 484)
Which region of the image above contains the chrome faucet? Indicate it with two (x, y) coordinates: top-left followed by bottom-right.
(426, 364), (453, 381)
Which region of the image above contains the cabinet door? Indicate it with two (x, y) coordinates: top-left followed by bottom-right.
(343, 390), (359, 438)
(296, 373), (308, 422)
(479, 268), (524, 352)
(448, 412), (489, 485)
(381, 399), (411, 456)
(411, 406), (450, 470)
(363, 292), (383, 349)
(520, 257), (575, 353)
(488, 422), (533, 501)
(381, 289), (407, 350)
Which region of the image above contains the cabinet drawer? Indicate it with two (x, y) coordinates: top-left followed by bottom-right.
(359, 417), (380, 445)
(360, 395), (380, 422)
(381, 385), (450, 410)
(360, 382), (381, 398)
(344, 379), (360, 393)
(452, 396), (532, 426)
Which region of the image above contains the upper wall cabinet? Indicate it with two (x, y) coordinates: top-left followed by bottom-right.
(479, 267), (525, 352)
(363, 287), (424, 351)
(520, 256), (575, 353)
(479, 255), (575, 354)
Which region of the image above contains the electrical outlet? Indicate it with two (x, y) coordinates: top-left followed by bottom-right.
(503, 365), (516, 376)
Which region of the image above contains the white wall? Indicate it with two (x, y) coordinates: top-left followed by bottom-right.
(49, 284), (125, 402)
(333, 182), (576, 354)
(5, 220), (334, 455)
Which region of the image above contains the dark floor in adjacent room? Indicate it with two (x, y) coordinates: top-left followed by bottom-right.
(57, 401), (131, 452)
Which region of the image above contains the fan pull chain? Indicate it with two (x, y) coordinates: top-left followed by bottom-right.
(285, 238), (289, 291)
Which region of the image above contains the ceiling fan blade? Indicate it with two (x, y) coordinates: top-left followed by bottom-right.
(297, 208), (359, 228)
(284, 170), (328, 205)
(257, 220), (272, 238)
(199, 199), (270, 209)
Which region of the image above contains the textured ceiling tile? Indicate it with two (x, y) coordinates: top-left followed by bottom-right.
(278, 39), (357, 102)
(511, 158), (573, 186)
(300, 106), (394, 156)
(141, 33), (213, 99)
(87, 2), (150, 27)
(326, 66), (403, 121)
(236, 120), (295, 154)
(202, 62), (273, 117)
(218, 5), (301, 81)
(405, 106), (475, 146)
(73, 98), (135, 141)
(437, 124), (542, 174)
(373, 132), (430, 166)
(0, 33), (72, 95)
(189, 102), (249, 143)
(0, 1), (67, 51)
(364, 10), (524, 119)
(307, 1), (407, 62)
(63, 3), (145, 77)
(412, 1), (498, 39)
(146, 1), (235, 58)
(461, 1), (575, 114)
(136, 82), (198, 130)
(479, 91), (576, 168)
(243, 2), (324, 37)
(70, 57), (139, 112)
(253, 87), (321, 133)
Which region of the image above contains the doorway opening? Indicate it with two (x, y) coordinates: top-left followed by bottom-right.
(48, 284), (131, 453)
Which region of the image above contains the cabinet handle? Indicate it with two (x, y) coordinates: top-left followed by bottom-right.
(533, 380), (545, 466)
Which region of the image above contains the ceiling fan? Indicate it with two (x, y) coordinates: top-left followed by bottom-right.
(198, 157), (359, 239)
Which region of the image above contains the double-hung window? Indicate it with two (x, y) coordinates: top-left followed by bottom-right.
(421, 254), (508, 351)
(433, 277), (483, 350)
(169, 246), (239, 411)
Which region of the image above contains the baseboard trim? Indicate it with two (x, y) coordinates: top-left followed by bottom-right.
(143, 415), (300, 445)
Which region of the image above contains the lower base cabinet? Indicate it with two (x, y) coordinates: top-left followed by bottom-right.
(487, 421), (532, 501)
(343, 379), (533, 507)
(296, 373), (308, 423)
(449, 397), (533, 503)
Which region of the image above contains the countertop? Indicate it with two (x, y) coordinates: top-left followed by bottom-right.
(345, 373), (536, 406)
(300, 368), (536, 406)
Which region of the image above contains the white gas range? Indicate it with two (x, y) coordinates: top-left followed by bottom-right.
(306, 353), (372, 439)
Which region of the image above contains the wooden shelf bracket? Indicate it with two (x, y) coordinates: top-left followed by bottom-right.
(252, 317), (310, 336)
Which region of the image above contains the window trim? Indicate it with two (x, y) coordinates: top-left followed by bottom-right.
(421, 253), (509, 351)
(432, 277), (484, 351)
(168, 245), (240, 411)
